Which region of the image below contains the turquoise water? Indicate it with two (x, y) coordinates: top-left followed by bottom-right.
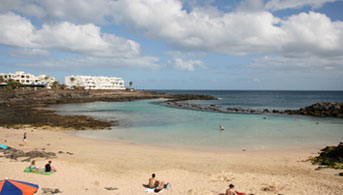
(48, 99), (343, 151)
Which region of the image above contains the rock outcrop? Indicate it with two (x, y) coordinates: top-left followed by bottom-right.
(158, 101), (343, 118)
(0, 89), (217, 130)
(311, 142), (343, 169)
(285, 102), (343, 118)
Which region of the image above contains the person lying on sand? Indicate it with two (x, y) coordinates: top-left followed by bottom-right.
(30, 160), (44, 172)
(45, 160), (57, 172)
(226, 184), (245, 195)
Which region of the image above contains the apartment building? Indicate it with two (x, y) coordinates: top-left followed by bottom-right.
(65, 75), (125, 90)
(0, 71), (56, 88)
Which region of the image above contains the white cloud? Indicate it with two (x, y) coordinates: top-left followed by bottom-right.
(0, 12), (140, 58)
(14, 55), (161, 70)
(171, 58), (206, 71)
(107, 0), (342, 59)
(280, 12), (343, 58)
(0, 12), (36, 47)
(265, 0), (339, 11)
(250, 54), (343, 71)
(1, 0), (342, 73)
(0, 0), (114, 24)
(10, 48), (50, 58)
(2, 1), (341, 58)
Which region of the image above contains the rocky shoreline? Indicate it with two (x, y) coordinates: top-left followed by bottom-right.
(0, 89), (216, 130)
(1, 88), (342, 130)
(158, 101), (343, 118)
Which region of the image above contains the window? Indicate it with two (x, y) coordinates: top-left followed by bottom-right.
(21, 75), (25, 78)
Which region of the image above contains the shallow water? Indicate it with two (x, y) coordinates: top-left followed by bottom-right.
(48, 99), (343, 151)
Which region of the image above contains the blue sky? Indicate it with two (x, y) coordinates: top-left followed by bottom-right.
(0, 0), (342, 90)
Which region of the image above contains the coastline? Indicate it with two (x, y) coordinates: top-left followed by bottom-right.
(0, 89), (216, 130)
(1, 127), (342, 195)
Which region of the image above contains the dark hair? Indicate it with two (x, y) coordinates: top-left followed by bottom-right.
(229, 184), (234, 188)
(152, 173), (155, 178)
(48, 160), (52, 163)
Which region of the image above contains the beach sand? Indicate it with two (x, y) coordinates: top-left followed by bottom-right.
(0, 127), (342, 195)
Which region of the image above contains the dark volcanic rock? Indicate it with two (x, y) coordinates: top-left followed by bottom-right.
(0, 89), (218, 130)
(311, 142), (343, 169)
(0, 146), (56, 161)
(285, 102), (343, 118)
(0, 106), (116, 130)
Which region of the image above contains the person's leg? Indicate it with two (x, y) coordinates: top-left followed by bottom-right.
(158, 181), (165, 189)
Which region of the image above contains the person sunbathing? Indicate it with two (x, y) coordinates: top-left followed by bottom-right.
(30, 160), (44, 172)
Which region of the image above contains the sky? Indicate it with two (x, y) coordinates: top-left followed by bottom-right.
(0, 0), (342, 90)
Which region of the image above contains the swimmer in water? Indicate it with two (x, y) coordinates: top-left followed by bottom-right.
(219, 125), (224, 131)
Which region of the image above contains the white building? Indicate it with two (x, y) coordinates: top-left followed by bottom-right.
(0, 71), (56, 88)
(65, 75), (125, 90)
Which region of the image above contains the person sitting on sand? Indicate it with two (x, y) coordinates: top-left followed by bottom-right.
(226, 184), (244, 195)
(148, 173), (160, 188)
(30, 160), (44, 172)
(45, 160), (57, 172)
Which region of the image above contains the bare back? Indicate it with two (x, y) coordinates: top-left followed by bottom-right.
(148, 178), (156, 188)
(226, 188), (237, 195)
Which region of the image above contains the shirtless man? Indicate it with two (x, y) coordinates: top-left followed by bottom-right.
(226, 184), (240, 195)
(148, 173), (160, 188)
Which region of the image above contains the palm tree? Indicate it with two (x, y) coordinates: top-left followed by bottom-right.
(51, 81), (60, 89)
(70, 77), (75, 83)
(6, 79), (22, 89)
(129, 81), (133, 88)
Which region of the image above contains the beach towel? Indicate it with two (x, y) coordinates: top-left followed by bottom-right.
(144, 188), (164, 193)
(24, 167), (55, 175)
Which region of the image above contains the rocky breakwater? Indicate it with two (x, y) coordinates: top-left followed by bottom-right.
(159, 100), (343, 118)
(285, 102), (343, 118)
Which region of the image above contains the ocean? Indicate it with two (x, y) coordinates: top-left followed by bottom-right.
(48, 90), (343, 151)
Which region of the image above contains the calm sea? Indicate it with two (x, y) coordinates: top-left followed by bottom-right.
(155, 90), (343, 110)
(48, 90), (343, 151)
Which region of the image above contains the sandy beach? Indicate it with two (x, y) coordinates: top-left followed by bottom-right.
(0, 127), (342, 195)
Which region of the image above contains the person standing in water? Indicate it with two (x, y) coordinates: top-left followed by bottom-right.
(219, 125), (224, 131)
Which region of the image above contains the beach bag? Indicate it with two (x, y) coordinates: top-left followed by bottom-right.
(164, 183), (171, 190)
